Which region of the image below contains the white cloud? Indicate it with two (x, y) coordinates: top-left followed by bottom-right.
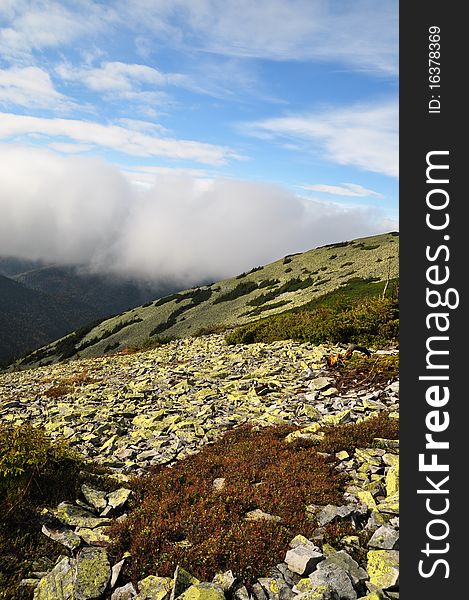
(302, 183), (383, 198)
(119, 0), (398, 75)
(56, 61), (188, 93)
(242, 102), (398, 178)
(0, 112), (242, 165)
(0, 1), (112, 61)
(0, 66), (73, 110)
(0, 145), (395, 286)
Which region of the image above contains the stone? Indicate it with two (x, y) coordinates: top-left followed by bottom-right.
(368, 526), (399, 550)
(252, 583), (268, 600)
(111, 555), (130, 588)
(309, 377), (333, 391)
(212, 478), (226, 492)
(246, 509), (282, 522)
(41, 523), (81, 550)
(74, 546), (111, 600)
(18, 579), (39, 598)
(112, 582), (138, 599)
(295, 585), (335, 600)
(171, 566), (200, 600)
(289, 535), (317, 549)
(292, 578), (313, 594)
(367, 550), (399, 590)
(309, 563), (356, 600)
(107, 488), (132, 510)
(177, 583), (225, 600)
(54, 502), (111, 529)
(75, 526), (110, 545)
(233, 585), (250, 600)
(285, 545), (324, 576)
(385, 467), (399, 497)
(137, 575), (173, 600)
(33, 557), (75, 600)
(82, 484), (108, 511)
(212, 571), (236, 592)
(315, 504), (364, 527)
(320, 551), (368, 587)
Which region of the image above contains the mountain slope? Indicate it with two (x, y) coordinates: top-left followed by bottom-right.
(12, 232), (399, 369)
(0, 275), (98, 366)
(13, 265), (175, 317)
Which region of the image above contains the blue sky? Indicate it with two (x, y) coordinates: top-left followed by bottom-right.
(0, 1), (398, 284)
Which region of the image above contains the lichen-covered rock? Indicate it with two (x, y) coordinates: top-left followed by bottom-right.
(74, 547), (111, 600)
(212, 571), (236, 593)
(319, 550), (368, 587)
(176, 583), (225, 600)
(368, 525), (399, 550)
(33, 557), (75, 600)
(112, 582), (138, 599)
(54, 502), (111, 529)
(137, 576), (173, 600)
(81, 484), (108, 511)
(366, 550), (399, 590)
(107, 488), (132, 510)
(309, 563), (356, 600)
(41, 523), (82, 550)
(170, 567), (200, 600)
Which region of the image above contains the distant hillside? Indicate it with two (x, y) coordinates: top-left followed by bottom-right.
(0, 275), (97, 366)
(13, 232), (399, 369)
(0, 257), (45, 277)
(13, 265), (173, 317)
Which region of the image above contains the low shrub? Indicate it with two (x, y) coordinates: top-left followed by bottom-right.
(0, 424), (84, 597)
(109, 425), (346, 586)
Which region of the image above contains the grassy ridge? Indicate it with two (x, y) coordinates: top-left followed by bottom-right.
(226, 278), (399, 347)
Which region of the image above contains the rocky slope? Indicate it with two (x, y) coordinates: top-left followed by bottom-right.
(12, 232), (399, 369)
(0, 334), (399, 599)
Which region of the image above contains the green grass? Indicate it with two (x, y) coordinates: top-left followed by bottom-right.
(226, 278), (399, 347)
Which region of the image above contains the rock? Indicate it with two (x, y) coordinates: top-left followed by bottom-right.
(315, 504), (367, 527)
(177, 583), (225, 600)
(54, 502), (111, 529)
(75, 525), (110, 545)
(285, 545), (324, 576)
(107, 488), (132, 510)
(170, 566), (200, 600)
(309, 563), (356, 600)
(309, 377), (333, 391)
(295, 585), (335, 600)
(111, 555), (129, 588)
(212, 478), (226, 492)
(112, 582), (138, 599)
(212, 571), (236, 593)
(138, 575), (173, 600)
(320, 550), (368, 587)
(384, 467), (399, 497)
(245, 509), (282, 522)
(33, 557), (75, 600)
(289, 535), (317, 549)
(292, 578), (313, 594)
(366, 550), (399, 590)
(82, 484), (108, 511)
(41, 523), (82, 550)
(271, 563), (301, 587)
(258, 577), (293, 600)
(252, 583), (268, 600)
(368, 526), (399, 550)
(74, 547), (111, 600)
(233, 585), (250, 600)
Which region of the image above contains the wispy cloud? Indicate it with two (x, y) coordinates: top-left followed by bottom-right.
(56, 61), (189, 93)
(0, 66), (74, 110)
(0, 112), (243, 165)
(120, 0), (398, 75)
(242, 101), (398, 177)
(302, 183), (383, 198)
